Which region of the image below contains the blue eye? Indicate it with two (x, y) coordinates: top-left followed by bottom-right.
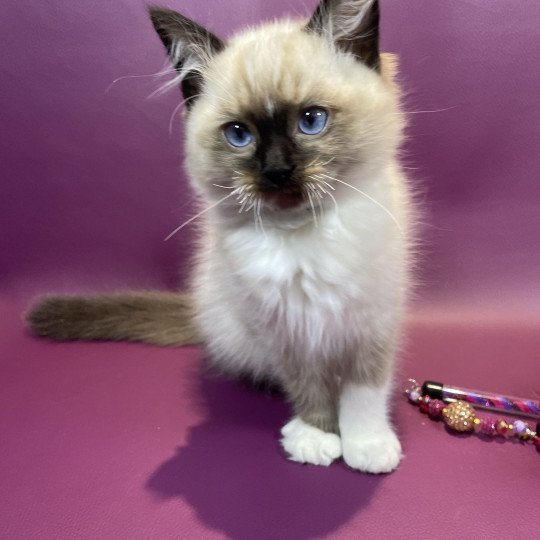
(298, 107), (328, 135)
(224, 122), (253, 148)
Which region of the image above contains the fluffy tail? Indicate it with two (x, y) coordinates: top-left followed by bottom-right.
(26, 291), (200, 347)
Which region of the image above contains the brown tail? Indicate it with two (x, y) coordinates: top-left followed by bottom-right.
(26, 291), (200, 347)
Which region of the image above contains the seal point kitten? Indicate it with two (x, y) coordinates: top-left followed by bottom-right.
(28, 0), (414, 473)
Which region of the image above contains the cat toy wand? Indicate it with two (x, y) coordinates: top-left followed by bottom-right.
(418, 379), (540, 419)
(405, 379), (540, 453)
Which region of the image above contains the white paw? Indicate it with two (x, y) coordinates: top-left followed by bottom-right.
(342, 430), (402, 474)
(280, 417), (342, 466)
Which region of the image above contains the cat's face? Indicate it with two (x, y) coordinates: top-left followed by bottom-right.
(150, 1), (403, 224)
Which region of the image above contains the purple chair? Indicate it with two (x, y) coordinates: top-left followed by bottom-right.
(1, 1), (538, 537)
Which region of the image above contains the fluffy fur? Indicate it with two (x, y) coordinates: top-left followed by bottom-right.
(28, 292), (198, 346)
(28, 0), (414, 473)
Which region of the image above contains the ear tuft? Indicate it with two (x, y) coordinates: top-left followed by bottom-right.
(148, 6), (224, 105)
(306, 0), (380, 71)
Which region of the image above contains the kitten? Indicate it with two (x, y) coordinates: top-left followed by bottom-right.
(28, 0), (414, 473)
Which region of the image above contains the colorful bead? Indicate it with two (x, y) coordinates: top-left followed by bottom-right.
(408, 389), (421, 403)
(473, 417), (483, 433)
(496, 420), (509, 437)
(480, 417), (497, 436)
(428, 399), (445, 418)
(513, 420), (528, 436)
(442, 401), (475, 432)
(419, 396), (431, 414)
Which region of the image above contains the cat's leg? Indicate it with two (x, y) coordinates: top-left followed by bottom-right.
(339, 377), (402, 474)
(280, 372), (342, 466)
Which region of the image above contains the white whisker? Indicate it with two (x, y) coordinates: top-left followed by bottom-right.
(168, 101), (184, 136)
(304, 155), (336, 172)
(319, 156), (336, 167)
(323, 189), (339, 215)
(408, 106), (457, 115)
(306, 188), (318, 227)
(310, 175), (335, 191)
(164, 191), (237, 241)
(305, 157), (320, 169)
(307, 183), (325, 221)
(309, 178), (339, 215)
(308, 184), (324, 200)
(255, 198), (267, 238)
(320, 173), (402, 231)
(105, 68), (177, 94)
(238, 193), (251, 212)
(319, 182), (339, 214)
(251, 201), (257, 229)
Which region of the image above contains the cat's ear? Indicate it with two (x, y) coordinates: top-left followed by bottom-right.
(148, 6), (224, 106)
(306, 0), (380, 71)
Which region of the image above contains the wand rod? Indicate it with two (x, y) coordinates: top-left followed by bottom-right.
(421, 380), (540, 419)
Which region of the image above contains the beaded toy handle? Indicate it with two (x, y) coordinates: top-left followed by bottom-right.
(405, 379), (540, 455)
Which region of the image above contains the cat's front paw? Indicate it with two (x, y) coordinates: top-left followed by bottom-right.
(342, 429), (402, 474)
(280, 417), (342, 466)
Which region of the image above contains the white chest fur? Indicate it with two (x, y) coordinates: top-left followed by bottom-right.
(214, 198), (405, 360)
(194, 165), (410, 379)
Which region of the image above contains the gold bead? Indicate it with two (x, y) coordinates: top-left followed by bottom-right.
(442, 401), (475, 432)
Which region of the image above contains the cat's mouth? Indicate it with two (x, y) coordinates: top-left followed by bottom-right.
(260, 185), (305, 210)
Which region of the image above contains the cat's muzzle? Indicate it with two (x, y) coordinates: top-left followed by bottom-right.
(258, 167), (305, 209)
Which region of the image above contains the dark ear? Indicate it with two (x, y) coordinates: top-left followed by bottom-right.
(148, 6), (224, 106)
(306, 0), (380, 71)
